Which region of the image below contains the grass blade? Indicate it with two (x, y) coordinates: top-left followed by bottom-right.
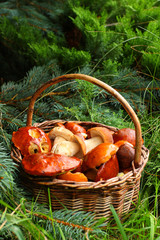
(149, 213), (155, 240)
(110, 205), (128, 240)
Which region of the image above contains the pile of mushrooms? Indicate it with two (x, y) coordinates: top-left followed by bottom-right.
(12, 122), (143, 182)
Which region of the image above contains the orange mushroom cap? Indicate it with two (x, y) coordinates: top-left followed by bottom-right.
(12, 126), (52, 156)
(95, 154), (119, 181)
(115, 140), (131, 148)
(21, 153), (81, 176)
(84, 142), (119, 169)
(57, 171), (88, 182)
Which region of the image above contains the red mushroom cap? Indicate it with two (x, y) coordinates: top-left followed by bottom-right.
(12, 126), (52, 156)
(95, 154), (119, 181)
(21, 153), (81, 176)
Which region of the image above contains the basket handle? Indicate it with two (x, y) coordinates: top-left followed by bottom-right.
(27, 73), (142, 167)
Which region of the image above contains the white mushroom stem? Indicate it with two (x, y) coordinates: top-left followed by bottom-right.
(52, 140), (80, 157)
(51, 136), (66, 153)
(53, 136), (66, 145)
(84, 136), (103, 153)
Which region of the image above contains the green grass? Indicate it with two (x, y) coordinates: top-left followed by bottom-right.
(0, 1), (160, 238)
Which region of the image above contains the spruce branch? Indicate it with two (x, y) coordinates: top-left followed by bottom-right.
(25, 209), (94, 233)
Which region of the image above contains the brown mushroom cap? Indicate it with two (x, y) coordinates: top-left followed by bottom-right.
(84, 143), (119, 169)
(113, 128), (144, 146)
(87, 127), (113, 143)
(95, 154), (119, 181)
(116, 142), (135, 170)
(83, 168), (98, 181)
(21, 153), (81, 176)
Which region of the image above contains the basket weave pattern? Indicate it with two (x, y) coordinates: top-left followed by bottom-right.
(11, 74), (149, 220)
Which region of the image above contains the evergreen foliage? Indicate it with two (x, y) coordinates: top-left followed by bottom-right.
(0, 0), (160, 239)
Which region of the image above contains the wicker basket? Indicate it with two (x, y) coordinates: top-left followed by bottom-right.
(11, 74), (149, 220)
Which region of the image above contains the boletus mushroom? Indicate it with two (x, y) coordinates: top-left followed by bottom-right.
(21, 153), (81, 176)
(65, 122), (87, 139)
(84, 142), (119, 169)
(83, 127), (114, 154)
(113, 128), (144, 146)
(95, 154), (119, 181)
(12, 126), (52, 156)
(116, 142), (135, 170)
(51, 134), (86, 158)
(48, 126), (76, 142)
(87, 127), (114, 143)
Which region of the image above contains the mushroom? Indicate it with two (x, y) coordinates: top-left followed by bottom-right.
(51, 136), (66, 153)
(84, 142), (119, 169)
(114, 140), (130, 148)
(21, 152), (81, 176)
(84, 136), (103, 154)
(48, 127), (76, 142)
(95, 154), (119, 181)
(51, 134), (86, 158)
(65, 122), (87, 139)
(49, 126), (115, 159)
(12, 126), (52, 156)
(53, 136), (66, 145)
(52, 141), (80, 157)
(82, 127), (114, 154)
(87, 127), (114, 144)
(57, 171), (88, 182)
(116, 142), (135, 170)
(113, 128), (144, 147)
(55, 122), (66, 128)
(83, 168), (98, 181)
